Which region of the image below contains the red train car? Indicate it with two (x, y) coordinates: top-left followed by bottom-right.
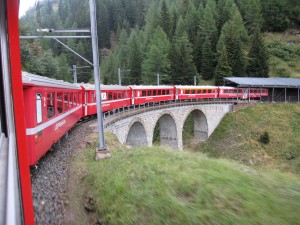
(22, 72), (83, 166)
(130, 85), (174, 105)
(218, 87), (268, 99)
(79, 83), (131, 116)
(175, 86), (218, 100)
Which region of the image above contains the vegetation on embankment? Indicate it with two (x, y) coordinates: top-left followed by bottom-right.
(76, 129), (300, 225)
(194, 103), (300, 174)
(265, 32), (300, 78)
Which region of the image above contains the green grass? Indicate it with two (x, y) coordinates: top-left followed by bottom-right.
(197, 103), (300, 174)
(81, 130), (300, 225)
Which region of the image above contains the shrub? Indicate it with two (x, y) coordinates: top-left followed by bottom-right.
(259, 131), (270, 144)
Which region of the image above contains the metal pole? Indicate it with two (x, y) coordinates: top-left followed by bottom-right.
(194, 76), (196, 86)
(89, 0), (106, 151)
(272, 87), (274, 102)
(118, 67), (121, 85)
(72, 65), (77, 83)
(260, 86), (262, 102)
(285, 88), (287, 102)
(157, 74), (160, 85)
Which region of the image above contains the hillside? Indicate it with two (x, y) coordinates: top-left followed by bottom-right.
(265, 30), (300, 78)
(64, 131), (300, 225)
(192, 103), (300, 174)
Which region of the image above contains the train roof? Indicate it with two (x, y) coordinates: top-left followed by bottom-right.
(175, 85), (217, 89)
(77, 83), (130, 91)
(129, 85), (174, 90)
(22, 72), (81, 90)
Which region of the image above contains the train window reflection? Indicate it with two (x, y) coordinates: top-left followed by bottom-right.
(36, 93), (42, 124)
(46, 92), (55, 118)
(57, 92), (63, 114)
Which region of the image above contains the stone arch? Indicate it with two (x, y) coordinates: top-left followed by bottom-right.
(126, 120), (147, 148)
(153, 113), (178, 149)
(183, 109), (208, 142)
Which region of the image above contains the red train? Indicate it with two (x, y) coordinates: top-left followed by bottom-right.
(22, 72), (268, 166)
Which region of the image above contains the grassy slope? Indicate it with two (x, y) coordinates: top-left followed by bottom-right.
(264, 32), (300, 78)
(196, 103), (300, 174)
(80, 128), (300, 225)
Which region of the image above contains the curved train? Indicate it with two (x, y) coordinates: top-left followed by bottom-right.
(22, 71), (268, 166)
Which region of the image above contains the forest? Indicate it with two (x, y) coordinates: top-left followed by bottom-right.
(19, 0), (300, 85)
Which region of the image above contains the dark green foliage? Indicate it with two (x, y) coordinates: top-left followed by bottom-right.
(170, 33), (197, 85)
(97, 1), (111, 48)
(201, 36), (215, 80)
(127, 32), (142, 85)
(215, 45), (232, 86)
(259, 131), (270, 144)
(261, 0), (290, 32)
(247, 30), (269, 77)
(142, 27), (171, 84)
(159, 0), (171, 38)
(223, 22), (245, 77)
(19, 0), (299, 84)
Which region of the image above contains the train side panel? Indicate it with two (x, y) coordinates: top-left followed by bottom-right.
(23, 85), (82, 165)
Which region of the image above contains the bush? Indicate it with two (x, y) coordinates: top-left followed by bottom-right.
(259, 131), (270, 144)
(275, 66), (290, 77)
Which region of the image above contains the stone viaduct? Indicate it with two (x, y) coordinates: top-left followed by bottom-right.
(105, 104), (233, 149)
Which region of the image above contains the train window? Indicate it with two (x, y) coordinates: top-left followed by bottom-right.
(64, 93), (69, 111)
(36, 93), (42, 124)
(162, 90), (165, 95)
(208, 90), (211, 93)
(142, 91), (146, 96)
(158, 90), (161, 95)
(108, 92), (113, 100)
(153, 90), (157, 96)
(57, 93), (63, 113)
(238, 89), (242, 93)
(114, 92), (118, 99)
(166, 90), (170, 95)
(203, 90), (207, 94)
(118, 93), (122, 99)
(70, 93), (73, 108)
(148, 90), (152, 96)
(46, 93), (55, 119)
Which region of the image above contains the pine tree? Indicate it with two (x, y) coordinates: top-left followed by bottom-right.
(215, 45), (232, 86)
(159, 0), (171, 38)
(247, 29), (269, 77)
(170, 32), (197, 85)
(127, 31), (143, 85)
(142, 27), (171, 84)
(224, 22), (245, 77)
(201, 36), (215, 80)
(97, 2), (110, 48)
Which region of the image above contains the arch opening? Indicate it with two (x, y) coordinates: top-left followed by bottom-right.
(126, 121), (147, 148)
(152, 114), (178, 149)
(183, 110), (208, 147)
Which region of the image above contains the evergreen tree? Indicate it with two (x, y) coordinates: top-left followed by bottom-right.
(97, 1), (111, 48)
(142, 27), (171, 84)
(159, 0), (171, 38)
(261, 0), (290, 32)
(224, 22), (245, 77)
(170, 32), (197, 85)
(201, 36), (215, 80)
(127, 31), (143, 85)
(215, 45), (232, 86)
(247, 29), (269, 77)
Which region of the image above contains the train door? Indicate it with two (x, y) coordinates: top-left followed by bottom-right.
(131, 89), (135, 105)
(84, 91), (88, 116)
(243, 88), (249, 99)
